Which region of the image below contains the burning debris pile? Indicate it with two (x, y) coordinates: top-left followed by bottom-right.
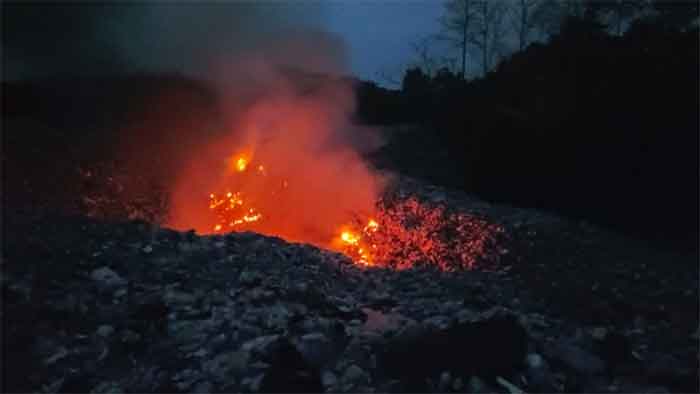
(200, 152), (506, 270)
(75, 152), (507, 271)
(338, 197), (508, 270)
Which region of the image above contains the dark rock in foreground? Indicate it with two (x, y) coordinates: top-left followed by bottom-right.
(3, 181), (698, 393)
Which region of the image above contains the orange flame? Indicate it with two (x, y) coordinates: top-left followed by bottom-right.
(207, 153), (378, 264)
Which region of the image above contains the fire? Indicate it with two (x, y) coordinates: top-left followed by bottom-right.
(208, 177), (263, 230)
(203, 153), (505, 270)
(166, 78), (504, 270)
(235, 157), (248, 172)
(207, 153), (387, 264)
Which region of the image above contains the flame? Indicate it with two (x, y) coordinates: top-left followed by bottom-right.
(165, 82), (504, 270)
(207, 152), (382, 264)
(235, 157), (248, 172)
(340, 231), (360, 245)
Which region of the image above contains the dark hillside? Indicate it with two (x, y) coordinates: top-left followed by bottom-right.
(359, 19), (699, 250)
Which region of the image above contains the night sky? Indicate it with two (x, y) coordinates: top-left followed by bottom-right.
(324, 1), (444, 82)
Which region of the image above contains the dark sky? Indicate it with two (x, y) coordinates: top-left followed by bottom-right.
(1, 1), (445, 85)
(324, 1), (444, 82)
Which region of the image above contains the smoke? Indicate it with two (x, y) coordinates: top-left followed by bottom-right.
(140, 6), (388, 246)
(166, 42), (387, 246)
(3, 1), (386, 246)
(2, 2), (333, 80)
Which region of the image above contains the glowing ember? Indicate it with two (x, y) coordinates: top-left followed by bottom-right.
(205, 153), (505, 270)
(236, 157), (248, 172)
(334, 197), (507, 270)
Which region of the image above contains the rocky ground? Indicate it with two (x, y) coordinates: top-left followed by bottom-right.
(3, 178), (698, 393)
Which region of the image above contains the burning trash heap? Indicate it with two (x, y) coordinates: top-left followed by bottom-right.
(76, 152), (507, 272)
(204, 154), (507, 271)
(76, 77), (507, 272)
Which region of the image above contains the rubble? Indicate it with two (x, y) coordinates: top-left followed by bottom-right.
(3, 179), (698, 393)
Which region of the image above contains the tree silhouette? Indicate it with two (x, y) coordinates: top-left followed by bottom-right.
(440, 0), (477, 79)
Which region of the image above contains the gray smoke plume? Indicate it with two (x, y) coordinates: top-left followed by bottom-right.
(2, 1), (345, 81)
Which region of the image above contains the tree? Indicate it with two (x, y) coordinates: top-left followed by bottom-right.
(440, 0), (509, 78)
(440, 0), (477, 79)
(649, 0), (699, 30)
(470, 0), (509, 76)
(509, 0), (541, 50)
(585, 0), (649, 35)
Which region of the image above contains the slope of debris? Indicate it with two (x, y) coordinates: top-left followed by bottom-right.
(3, 179), (698, 393)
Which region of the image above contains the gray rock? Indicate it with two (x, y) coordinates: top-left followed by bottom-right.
(172, 369), (199, 391)
(525, 355), (559, 392)
(240, 270), (262, 286)
(169, 320), (207, 344)
(496, 376), (524, 394)
(90, 267), (126, 292)
(43, 378), (65, 393)
(452, 377), (464, 391)
(242, 374), (264, 392)
(422, 314), (450, 329)
(467, 376), (487, 393)
(549, 342), (606, 376)
(203, 351), (250, 380)
(264, 304), (291, 329)
(341, 364), (369, 386)
(163, 290), (197, 306)
(96, 325), (115, 338)
(321, 371), (338, 388)
(43, 347), (69, 365)
(113, 288), (127, 298)
(192, 381), (212, 393)
(242, 335), (280, 356)
(296, 332), (333, 368)
(438, 371), (451, 391)
(590, 327), (608, 341)
(90, 381), (123, 393)
(121, 330), (141, 344)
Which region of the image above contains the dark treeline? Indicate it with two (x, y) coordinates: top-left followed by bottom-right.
(356, 12), (699, 248)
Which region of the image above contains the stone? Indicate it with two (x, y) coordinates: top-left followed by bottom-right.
(168, 320), (208, 345)
(96, 325), (115, 338)
(203, 351), (250, 380)
(380, 307), (527, 380)
(121, 330), (141, 344)
(341, 364), (369, 386)
(90, 267), (126, 292)
(452, 377), (464, 391)
(242, 335), (280, 357)
(258, 339), (323, 393)
(467, 376), (487, 393)
(591, 327), (608, 341)
(438, 371), (451, 391)
(240, 270), (262, 286)
(163, 290), (197, 306)
(43, 347), (69, 365)
(548, 341), (605, 376)
(296, 332), (334, 368)
(249, 374), (265, 392)
(496, 376), (524, 394)
(192, 381), (212, 393)
(321, 371), (338, 388)
(90, 381), (123, 393)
